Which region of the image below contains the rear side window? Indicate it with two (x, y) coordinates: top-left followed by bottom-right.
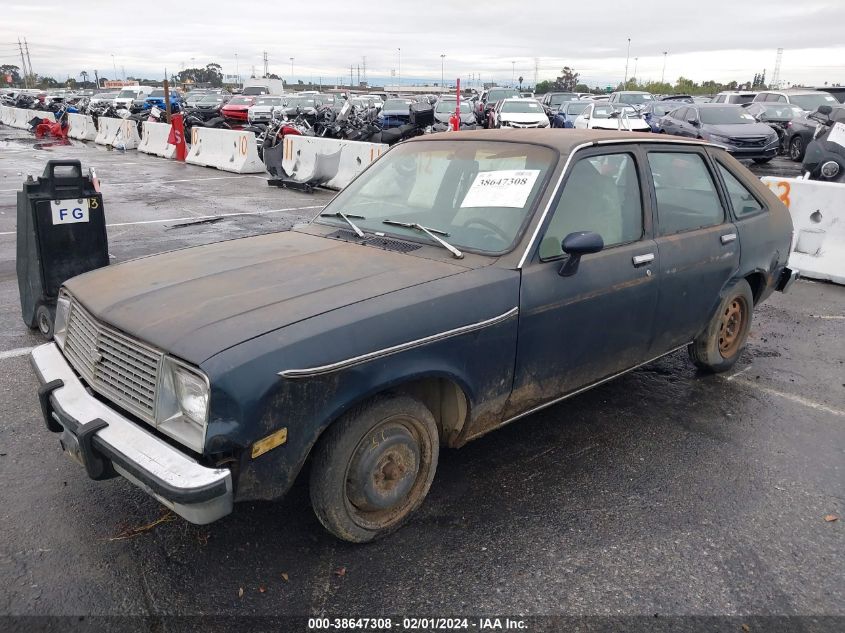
(717, 164), (765, 217)
(648, 152), (724, 235)
(540, 153), (643, 259)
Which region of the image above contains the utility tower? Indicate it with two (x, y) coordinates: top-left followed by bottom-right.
(263, 51), (269, 77)
(534, 58), (539, 86)
(24, 38), (34, 81)
(18, 39), (29, 87)
(362, 56), (367, 85)
(771, 48), (783, 89)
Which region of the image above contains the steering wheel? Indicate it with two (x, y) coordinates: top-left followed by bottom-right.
(462, 218), (510, 243)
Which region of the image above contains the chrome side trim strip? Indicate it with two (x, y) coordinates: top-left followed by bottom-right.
(593, 137), (721, 149)
(278, 307), (520, 379)
(464, 343), (690, 442)
(517, 141), (594, 269)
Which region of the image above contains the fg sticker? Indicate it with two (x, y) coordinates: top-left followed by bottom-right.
(50, 198), (90, 225)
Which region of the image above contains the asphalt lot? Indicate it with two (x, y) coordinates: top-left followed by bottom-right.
(0, 126), (842, 631)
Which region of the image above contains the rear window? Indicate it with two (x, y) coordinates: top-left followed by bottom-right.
(487, 88), (521, 102)
(242, 86), (269, 95)
(717, 163), (764, 218)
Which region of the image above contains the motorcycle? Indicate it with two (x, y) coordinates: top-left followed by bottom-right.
(182, 108), (231, 144)
(801, 105), (845, 183)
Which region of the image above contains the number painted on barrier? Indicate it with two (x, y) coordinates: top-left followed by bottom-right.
(765, 180), (791, 208)
(89, 198), (99, 210)
(192, 128), (198, 145)
(240, 136), (248, 156)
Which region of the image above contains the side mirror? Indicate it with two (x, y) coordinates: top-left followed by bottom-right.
(688, 119), (700, 126)
(818, 105), (833, 116)
(558, 231), (604, 277)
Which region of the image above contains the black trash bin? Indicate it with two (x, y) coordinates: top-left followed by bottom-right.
(16, 160), (108, 337)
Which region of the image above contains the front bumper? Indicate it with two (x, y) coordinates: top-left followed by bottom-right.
(723, 142), (779, 160)
(31, 343), (233, 525)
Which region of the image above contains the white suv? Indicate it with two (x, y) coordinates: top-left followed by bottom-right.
(752, 89), (837, 113)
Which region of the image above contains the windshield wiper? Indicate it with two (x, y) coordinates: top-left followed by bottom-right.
(320, 211), (366, 237)
(382, 220), (464, 259)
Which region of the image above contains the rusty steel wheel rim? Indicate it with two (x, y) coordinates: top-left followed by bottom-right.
(343, 415), (433, 531)
(718, 296), (747, 357)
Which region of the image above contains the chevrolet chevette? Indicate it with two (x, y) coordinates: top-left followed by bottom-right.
(32, 130), (796, 542)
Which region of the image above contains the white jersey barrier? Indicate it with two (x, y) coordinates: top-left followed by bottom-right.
(279, 135), (388, 190)
(186, 128), (265, 173)
(5, 108), (54, 129)
(67, 113), (97, 141)
(138, 121), (176, 159)
(0, 105), (11, 126)
(94, 116), (141, 149)
(762, 176), (845, 285)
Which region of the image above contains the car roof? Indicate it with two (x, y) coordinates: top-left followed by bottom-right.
(404, 128), (715, 153)
(771, 88), (826, 94)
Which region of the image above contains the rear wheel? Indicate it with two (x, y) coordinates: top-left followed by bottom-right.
(789, 136), (805, 162)
(688, 280), (754, 373)
(310, 395), (439, 542)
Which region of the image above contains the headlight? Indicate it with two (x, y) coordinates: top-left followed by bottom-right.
(53, 291), (71, 349)
(155, 356), (210, 453)
(709, 134), (733, 145)
(820, 160), (840, 178)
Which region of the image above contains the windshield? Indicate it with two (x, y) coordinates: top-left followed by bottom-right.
(501, 100), (543, 114)
(148, 90), (166, 98)
(286, 97), (317, 108)
(549, 93), (577, 106)
(98, 92), (118, 99)
(384, 99), (413, 110)
(789, 93), (838, 111)
(228, 96), (252, 105)
(651, 104), (676, 115)
(199, 95), (225, 103)
(699, 107), (756, 125)
(242, 87), (268, 95)
(316, 140), (556, 253)
(761, 104), (802, 119)
(618, 93), (654, 104)
(728, 94), (756, 104)
(117, 90), (138, 98)
(487, 89), (520, 102)
(255, 97), (282, 106)
(435, 101), (473, 113)
(563, 102), (590, 114)
(592, 105), (617, 119)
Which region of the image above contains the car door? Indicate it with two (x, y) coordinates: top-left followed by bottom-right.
(682, 107), (701, 137)
(506, 147), (659, 418)
(663, 107), (687, 135)
(645, 148), (740, 355)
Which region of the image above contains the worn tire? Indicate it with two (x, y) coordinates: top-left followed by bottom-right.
(688, 279), (754, 373)
(310, 395), (439, 543)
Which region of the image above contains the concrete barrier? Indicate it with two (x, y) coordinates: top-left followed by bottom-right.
(94, 116), (141, 149)
(276, 136), (388, 190)
(67, 113), (97, 141)
(6, 108), (55, 129)
(138, 121), (176, 159)
(186, 127), (265, 173)
(762, 176), (845, 285)
(0, 105), (11, 126)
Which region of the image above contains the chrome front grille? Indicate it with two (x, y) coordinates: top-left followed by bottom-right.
(63, 301), (162, 424)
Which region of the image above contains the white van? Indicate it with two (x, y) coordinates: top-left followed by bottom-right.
(113, 86), (154, 109)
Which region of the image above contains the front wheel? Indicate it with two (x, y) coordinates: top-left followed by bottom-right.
(688, 279), (754, 373)
(789, 136), (805, 162)
(310, 395), (439, 542)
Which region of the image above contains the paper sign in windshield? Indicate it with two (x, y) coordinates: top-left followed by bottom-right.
(460, 170), (540, 208)
(827, 122), (845, 149)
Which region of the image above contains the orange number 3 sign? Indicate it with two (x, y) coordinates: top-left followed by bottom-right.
(767, 180), (791, 208)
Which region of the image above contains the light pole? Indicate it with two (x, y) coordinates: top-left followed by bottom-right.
(111, 54), (117, 80)
(661, 51), (668, 84)
(440, 54), (445, 87)
(511, 61), (515, 85)
(235, 52), (239, 88)
(290, 57), (294, 80)
(633, 57), (638, 85)
(397, 48), (401, 87)
(623, 38), (631, 87)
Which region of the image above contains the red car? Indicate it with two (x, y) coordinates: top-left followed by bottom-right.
(221, 95), (255, 122)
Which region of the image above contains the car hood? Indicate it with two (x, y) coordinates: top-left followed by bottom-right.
(590, 118), (650, 130)
(64, 231), (467, 365)
(704, 122), (775, 137)
(222, 104), (250, 111)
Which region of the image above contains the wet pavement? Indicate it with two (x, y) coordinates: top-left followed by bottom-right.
(0, 125), (841, 629)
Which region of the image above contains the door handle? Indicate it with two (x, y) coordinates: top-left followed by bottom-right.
(632, 253), (655, 266)
(721, 233), (737, 244)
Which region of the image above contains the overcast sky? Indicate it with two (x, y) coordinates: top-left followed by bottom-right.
(2, 1), (844, 88)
